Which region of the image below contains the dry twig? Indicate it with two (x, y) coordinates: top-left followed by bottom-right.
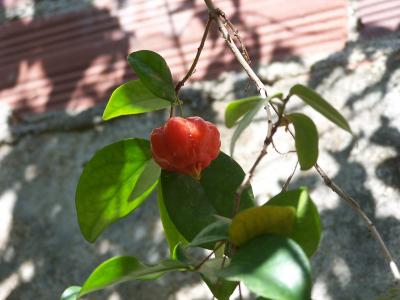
(171, 16), (213, 117)
(282, 161), (298, 192)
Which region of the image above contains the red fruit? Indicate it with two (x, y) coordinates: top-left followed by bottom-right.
(150, 116), (221, 180)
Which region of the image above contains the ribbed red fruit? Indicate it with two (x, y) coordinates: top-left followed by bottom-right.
(150, 116), (221, 180)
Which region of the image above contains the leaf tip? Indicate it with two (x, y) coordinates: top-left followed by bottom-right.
(101, 112), (111, 121)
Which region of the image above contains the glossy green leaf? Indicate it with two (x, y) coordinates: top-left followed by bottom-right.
(220, 235), (312, 300)
(265, 188), (321, 257)
(230, 93), (282, 156)
(60, 286), (81, 300)
(102, 80), (171, 120)
(200, 258), (238, 300)
(290, 84), (352, 133)
(79, 256), (189, 297)
(287, 113), (319, 170)
(127, 50), (176, 102)
(157, 183), (188, 254)
(161, 152), (254, 243)
(225, 96), (261, 128)
(189, 219), (231, 247)
(76, 139), (158, 242)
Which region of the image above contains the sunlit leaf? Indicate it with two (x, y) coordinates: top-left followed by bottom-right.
(290, 84), (352, 133)
(79, 256), (189, 297)
(76, 139), (158, 242)
(60, 286), (81, 300)
(102, 80), (171, 120)
(225, 96), (261, 128)
(287, 113), (319, 170)
(230, 93), (282, 156)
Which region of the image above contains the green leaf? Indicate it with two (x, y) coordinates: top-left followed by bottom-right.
(219, 235), (312, 300)
(60, 286), (81, 300)
(172, 243), (192, 264)
(189, 219), (231, 247)
(287, 113), (319, 170)
(200, 258), (238, 300)
(202, 275), (238, 300)
(130, 158), (160, 200)
(265, 188), (321, 257)
(290, 84), (352, 133)
(79, 256), (189, 297)
(230, 99), (263, 156)
(157, 183), (188, 254)
(102, 80), (171, 120)
(127, 50), (176, 102)
(161, 152), (255, 243)
(76, 139), (158, 242)
(230, 93), (282, 156)
(225, 96), (261, 128)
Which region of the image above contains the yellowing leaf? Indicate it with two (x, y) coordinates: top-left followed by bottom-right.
(229, 206), (296, 246)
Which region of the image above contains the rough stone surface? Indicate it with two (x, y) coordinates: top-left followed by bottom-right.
(1, 34), (400, 300)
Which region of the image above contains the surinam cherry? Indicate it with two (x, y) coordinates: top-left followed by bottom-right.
(150, 116), (221, 180)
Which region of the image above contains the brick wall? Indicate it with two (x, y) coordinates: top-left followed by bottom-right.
(1, 0), (395, 114)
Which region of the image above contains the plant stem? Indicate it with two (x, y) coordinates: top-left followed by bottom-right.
(194, 242), (224, 271)
(282, 161), (298, 192)
(233, 97), (287, 215)
(175, 16), (213, 93)
(204, 0), (267, 98)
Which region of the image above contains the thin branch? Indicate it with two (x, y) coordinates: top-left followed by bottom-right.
(203, 0), (400, 281)
(194, 242), (224, 271)
(238, 282), (243, 300)
(282, 161), (298, 192)
(204, 0), (267, 98)
(314, 163), (400, 281)
(217, 9), (251, 65)
(169, 106), (174, 118)
(171, 15), (212, 118)
(203, 0), (275, 215)
(233, 105), (285, 214)
(264, 102), (273, 139)
(175, 16), (212, 93)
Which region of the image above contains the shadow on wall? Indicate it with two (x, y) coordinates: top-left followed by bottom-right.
(370, 116), (400, 191)
(0, 1), (130, 114)
(167, 0), (262, 80)
(287, 137), (400, 299)
(281, 34), (400, 299)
